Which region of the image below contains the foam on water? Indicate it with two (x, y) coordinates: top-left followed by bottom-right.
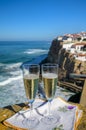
(0, 62), (22, 69)
(24, 49), (48, 54)
(0, 41), (51, 107)
(5, 62), (22, 69)
(0, 75), (22, 86)
(0, 41), (75, 108)
(0, 63), (5, 66)
(0, 62), (22, 86)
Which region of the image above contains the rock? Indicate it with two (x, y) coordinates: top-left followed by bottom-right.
(46, 38), (86, 79)
(47, 39), (63, 63)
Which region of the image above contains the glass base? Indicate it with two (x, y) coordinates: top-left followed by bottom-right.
(41, 114), (60, 125)
(22, 117), (39, 129)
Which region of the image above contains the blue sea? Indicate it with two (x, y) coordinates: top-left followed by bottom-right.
(0, 41), (51, 107)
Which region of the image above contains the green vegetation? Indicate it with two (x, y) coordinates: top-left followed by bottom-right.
(83, 38), (86, 41)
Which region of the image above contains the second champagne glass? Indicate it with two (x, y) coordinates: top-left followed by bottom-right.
(41, 63), (60, 125)
(22, 64), (40, 129)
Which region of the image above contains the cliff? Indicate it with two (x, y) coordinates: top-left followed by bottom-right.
(46, 39), (86, 80)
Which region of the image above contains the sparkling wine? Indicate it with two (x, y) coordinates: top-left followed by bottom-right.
(42, 73), (57, 100)
(23, 74), (39, 101)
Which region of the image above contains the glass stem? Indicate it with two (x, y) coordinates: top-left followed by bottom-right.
(48, 101), (51, 116)
(30, 103), (33, 118)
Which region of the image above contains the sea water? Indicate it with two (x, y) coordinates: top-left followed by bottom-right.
(0, 41), (50, 107)
(0, 41), (75, 107)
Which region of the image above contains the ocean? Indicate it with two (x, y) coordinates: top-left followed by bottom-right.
(0, 41), (75, 108)
(0, 41), (51, 107)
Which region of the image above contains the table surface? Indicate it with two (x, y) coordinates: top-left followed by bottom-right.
(0, 102), (86, 130)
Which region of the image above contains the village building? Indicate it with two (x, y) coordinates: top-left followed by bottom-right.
(63, 42), (86, 61)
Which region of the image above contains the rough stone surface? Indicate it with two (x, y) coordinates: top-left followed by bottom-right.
(47, 39), (86, 79)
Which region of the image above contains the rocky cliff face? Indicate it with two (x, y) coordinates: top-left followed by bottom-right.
(47, 39), (86, 79)
(47, 39), (63, 63)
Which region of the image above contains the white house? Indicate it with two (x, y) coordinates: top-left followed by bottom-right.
(63, 43), (74, 50)
(57, 36), (63, 40)
(71, 43), (86, 51)
(62, 36), (73, 42)
(76, 53), (86, 61)
(63, 42), (86, 61)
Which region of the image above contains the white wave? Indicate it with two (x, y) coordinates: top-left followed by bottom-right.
(0, 62), (23, 86)
(5, 62), (22, 69)
(0, 62), (22, 68)
(0, 63), (6, 67)
(0, 62), (22, 75)
(0, 75), (23, 86)
(24, 49), (48, 54)
(10, 70), (22, 76)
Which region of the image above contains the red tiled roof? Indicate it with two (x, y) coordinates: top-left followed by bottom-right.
(78, 53), (86, 56)
(71, 53), (86, 57)
(71, 34), (81, 38)
(72, 43), (86, 47)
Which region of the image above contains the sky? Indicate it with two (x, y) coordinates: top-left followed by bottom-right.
(0, 0), (86, 41)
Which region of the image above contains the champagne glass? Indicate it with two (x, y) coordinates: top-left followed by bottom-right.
(41, 63), (60, 125)
(22, 64), (40, 129)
